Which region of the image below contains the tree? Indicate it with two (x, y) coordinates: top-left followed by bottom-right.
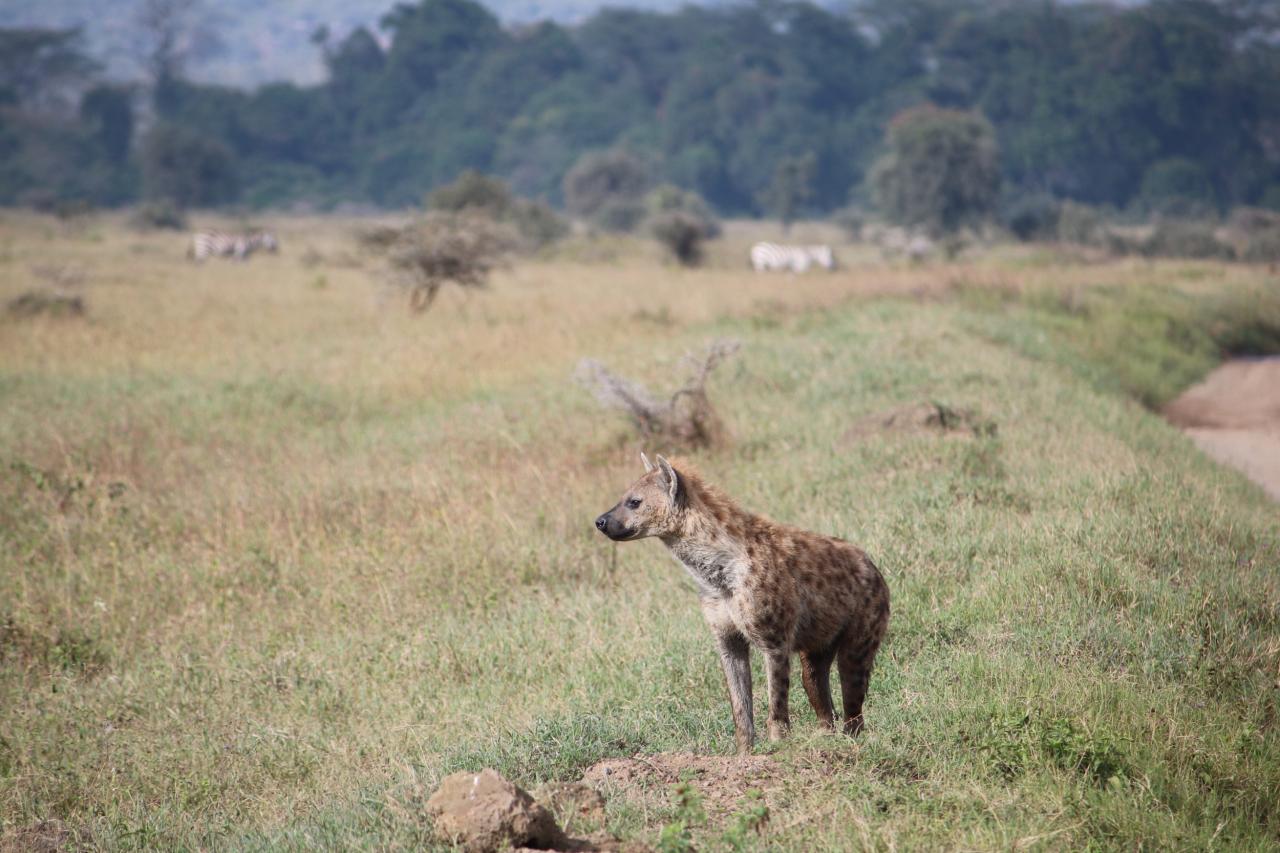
(562, 148), (647, 222)
(870, 106), (1000, 235)
(135, 0), (222, 112)
(759, 153), (816, 231)
(140, 123), (236, 208)
(80, 85), (134, 163)
(0, 28), (98, 111)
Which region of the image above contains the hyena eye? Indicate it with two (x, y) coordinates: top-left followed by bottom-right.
(626, 498), (642, 509)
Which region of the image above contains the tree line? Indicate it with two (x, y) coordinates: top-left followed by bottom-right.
(1, 0), (1278, 219)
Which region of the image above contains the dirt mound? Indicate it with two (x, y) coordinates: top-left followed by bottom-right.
(583, 753), (788, 819)
(1164, 358), (1280, 501)
(843, 401), (996, 443)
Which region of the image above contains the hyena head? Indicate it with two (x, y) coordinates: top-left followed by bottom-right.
(595, 453), (683, 541)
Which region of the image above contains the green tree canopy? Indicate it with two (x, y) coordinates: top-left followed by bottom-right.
(871, 105), (1001, 235)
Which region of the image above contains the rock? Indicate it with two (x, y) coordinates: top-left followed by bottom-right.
(532, 782), (606, 833)
(427, 769), (567, 852)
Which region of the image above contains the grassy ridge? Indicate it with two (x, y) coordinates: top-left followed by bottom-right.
(1, 214), (1278, 849)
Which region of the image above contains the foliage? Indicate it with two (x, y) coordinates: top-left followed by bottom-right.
(759, 153), (816, 230)
(655, 776), (704, 853)
(563, 148), (647, 225)
(140, 122), (237, 208)
(831, 205), (866, 240)
(1138, 157), (1218, 218)
(359, 213), (515, 311)
(721, 789), (769, 852)
(129, 200), (187, 230)
(1003, 193), (1060, 242)
(1241, 228), (1280, 264)
(645, 184), (720, 238)
(870, 106), (1000, 236)
(428, 170), (567, 248)
(1056, 201), (1106, 246)
(427, 169), (513, 217)
(1143, 221), (1235, 260)
(5, 0), (1280, 214)
(649, 211), (711, 266)
(0, 27), (98, 109)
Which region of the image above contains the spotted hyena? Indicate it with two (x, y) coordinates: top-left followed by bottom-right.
(595, 454), (889, 753)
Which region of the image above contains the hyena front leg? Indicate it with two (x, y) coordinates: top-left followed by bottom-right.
(715, 631), (755, 753)
(763, 649), (792, 741)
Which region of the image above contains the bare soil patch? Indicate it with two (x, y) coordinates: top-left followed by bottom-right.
(1164, 357), (1280, 500)
(583, 752), (802, 820)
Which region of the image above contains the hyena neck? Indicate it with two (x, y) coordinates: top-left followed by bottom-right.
(659, 474), (750, 597)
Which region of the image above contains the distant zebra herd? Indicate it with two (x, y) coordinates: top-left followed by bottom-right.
(187, 229), (280, 263)
(750, 242), (836, 273)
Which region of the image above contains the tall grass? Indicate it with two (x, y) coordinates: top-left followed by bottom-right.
(1, 212), (1277, 849)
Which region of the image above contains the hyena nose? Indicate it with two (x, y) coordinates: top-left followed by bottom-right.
(595, 514), (609, 532)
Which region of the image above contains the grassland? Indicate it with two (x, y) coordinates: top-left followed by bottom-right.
(1, 212), (1278, 850)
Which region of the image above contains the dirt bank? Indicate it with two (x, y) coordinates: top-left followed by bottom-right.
(1164, 357), (1280, 501)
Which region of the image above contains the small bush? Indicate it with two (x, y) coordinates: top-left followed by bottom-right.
(576, 339), (740, 449)
(1003, 194), (1060, 242)
(1143, 220), (1234, 260)
(645, 184), (721, 238)
(649, 211), (710, 266)
(130, 200), (187, 231)
(1056, 201), (1105, 246)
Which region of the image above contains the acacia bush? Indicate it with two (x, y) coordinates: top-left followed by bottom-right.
(358, 214), (516, 311)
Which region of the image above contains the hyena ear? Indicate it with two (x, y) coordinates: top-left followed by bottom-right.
(655, 455), (680, 502)
(640, 451), (653, 473)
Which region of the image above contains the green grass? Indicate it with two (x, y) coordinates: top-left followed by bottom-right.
(2, 219), (1279, 849)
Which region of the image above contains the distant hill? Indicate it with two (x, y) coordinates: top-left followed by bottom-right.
(0, 0), (708, 86)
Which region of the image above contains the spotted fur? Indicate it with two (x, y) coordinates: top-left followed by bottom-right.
(595, 454), (890, 752)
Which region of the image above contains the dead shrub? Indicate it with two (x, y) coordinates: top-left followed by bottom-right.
(576, 339), (741, 449)
(358, 213), (516, 312)
(7, 265), (87, 319)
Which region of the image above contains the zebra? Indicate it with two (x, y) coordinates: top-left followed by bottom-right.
(749, 242), (835, 273)
(188, 229), (280, 263)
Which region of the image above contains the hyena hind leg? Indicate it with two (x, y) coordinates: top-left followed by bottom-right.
(799, 649), (837, 731)
(836, 637), (879, 736)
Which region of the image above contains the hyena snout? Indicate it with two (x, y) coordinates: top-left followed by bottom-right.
(594, 510), (634, 541)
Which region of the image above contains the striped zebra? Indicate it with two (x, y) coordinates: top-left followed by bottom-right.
(749, 242), (835, 273)
(187, 229), (280, 263)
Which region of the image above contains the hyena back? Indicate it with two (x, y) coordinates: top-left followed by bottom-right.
(595, 453), (889, 753)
